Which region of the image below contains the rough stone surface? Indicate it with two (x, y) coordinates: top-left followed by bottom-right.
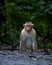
(0, 50), (52, 65)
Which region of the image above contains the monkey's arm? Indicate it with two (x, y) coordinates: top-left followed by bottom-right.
(20, 32), (26, 51)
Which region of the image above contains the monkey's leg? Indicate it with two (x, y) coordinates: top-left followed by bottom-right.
(32, 42), (37, 52)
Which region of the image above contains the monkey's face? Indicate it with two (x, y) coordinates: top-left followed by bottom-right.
(25, 25), (32, 32)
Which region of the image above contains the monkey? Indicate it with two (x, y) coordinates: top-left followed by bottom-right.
(20, 22), (37, 52)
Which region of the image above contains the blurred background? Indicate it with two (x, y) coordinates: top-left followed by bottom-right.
(0, 0), (52, 50)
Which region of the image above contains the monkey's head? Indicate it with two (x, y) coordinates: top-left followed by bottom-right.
(23, 22), (34, 32)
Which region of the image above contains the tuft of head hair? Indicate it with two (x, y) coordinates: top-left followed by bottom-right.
(23, 22), (34, 27)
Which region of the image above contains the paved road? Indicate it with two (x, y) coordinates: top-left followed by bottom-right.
(0, 50), (52, 65)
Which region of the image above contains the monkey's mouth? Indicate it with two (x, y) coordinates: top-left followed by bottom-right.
(26, 30), (31, 32)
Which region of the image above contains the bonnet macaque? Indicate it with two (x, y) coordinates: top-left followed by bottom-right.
(20, 22), (37, 52)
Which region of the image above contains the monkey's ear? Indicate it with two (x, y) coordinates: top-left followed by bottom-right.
(32, 24), (34, 26)
(31, 24), (34, 27)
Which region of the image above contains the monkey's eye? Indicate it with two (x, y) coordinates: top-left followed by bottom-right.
(26, 25), (31, 27)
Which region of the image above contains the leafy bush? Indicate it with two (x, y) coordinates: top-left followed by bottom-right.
(0, 0), (52, 49)
(48, 43), (52, 49)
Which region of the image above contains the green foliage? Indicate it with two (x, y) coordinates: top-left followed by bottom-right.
(48, 43), (52, 49)
(0, 0), (52, 48)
